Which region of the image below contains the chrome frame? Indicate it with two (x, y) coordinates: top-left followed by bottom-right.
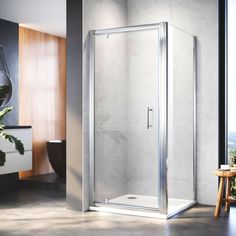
(88, 23), (162, 211)
(94, 23), (160, 35)
(87, 22), (197, 217)
(94, 201), (160, 212)
(89, 30), (95, 205)
(158, 22), (168, 214)
(225, 0), (228, 163)
(193, 36), (197, 201)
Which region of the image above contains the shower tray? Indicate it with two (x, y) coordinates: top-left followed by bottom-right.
(90, 194), (196, 219)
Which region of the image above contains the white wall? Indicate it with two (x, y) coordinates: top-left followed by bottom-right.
(0, 0), (66, 37)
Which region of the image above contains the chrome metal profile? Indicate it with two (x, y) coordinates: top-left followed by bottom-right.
(94, 202), (160, 212)
(193, 36), (197, 202)
(158, 22), (168, 214)
(93, 23), (160, 35)
(225, 0), (228, 163)
(89, 30), (95, 205)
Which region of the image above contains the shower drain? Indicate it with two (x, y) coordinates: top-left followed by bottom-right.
(127, 196), (137, 199)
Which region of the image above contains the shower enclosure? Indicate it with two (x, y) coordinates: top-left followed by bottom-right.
(87, 22), (197, 219)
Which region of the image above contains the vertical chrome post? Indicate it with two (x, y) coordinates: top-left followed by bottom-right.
(224, 0), (228, 164)
(89, 30), (95, 205)
(158, 22), (168, 214)
(193, 36), (197, 202)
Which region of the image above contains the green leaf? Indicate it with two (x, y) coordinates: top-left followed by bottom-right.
(0, 106), (13, 122)
(0, 106), (25, 167)
(0, 124), (4, 131)
(0, 132), (24, 155)
(0, 150), (6, 166)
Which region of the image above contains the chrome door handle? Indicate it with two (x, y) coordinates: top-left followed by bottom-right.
(147, 106), (153, 129)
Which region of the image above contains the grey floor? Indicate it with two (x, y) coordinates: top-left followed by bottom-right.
(0, 182), (235, 236)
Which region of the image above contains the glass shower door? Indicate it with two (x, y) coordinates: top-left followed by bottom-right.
(92, 27), (160, 210)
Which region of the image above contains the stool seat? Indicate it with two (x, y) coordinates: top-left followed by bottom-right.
(214, 169), (236, 177)
(214, 169), (236, 218)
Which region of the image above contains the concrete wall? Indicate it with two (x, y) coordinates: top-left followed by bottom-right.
(79, 0), (218, 209)
(127, 0), (218, 205)
(83, 0), (129, 210)
(66, 0), (83, 210)
(84, 2), (159, 200)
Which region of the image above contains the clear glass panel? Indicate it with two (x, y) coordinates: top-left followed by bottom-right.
(94, 29), (159, 209)
(167, 25), (195, 212)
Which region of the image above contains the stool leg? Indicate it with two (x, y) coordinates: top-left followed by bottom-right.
(225, 177), (231, 213)
(214, 177), (224, 218)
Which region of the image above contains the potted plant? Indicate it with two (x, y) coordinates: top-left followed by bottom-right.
(229, 148), (236, 198)
(0, 84), (24, 166)
(229, 149), (236, 167)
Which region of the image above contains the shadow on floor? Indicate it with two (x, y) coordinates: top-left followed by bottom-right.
(20, 172), (66, 191)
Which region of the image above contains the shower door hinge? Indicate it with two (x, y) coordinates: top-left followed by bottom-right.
(147, 106), (153, 129)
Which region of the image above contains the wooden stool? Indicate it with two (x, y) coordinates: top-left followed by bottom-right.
(214, 169), (236, 218)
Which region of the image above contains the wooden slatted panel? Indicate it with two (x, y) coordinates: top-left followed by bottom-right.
(19, 27), (66, 177)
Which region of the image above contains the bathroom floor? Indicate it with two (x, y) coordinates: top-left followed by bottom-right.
(0, 186), (233, 236)
(20, 173), (66, 191)
(0, 184), (235, 236)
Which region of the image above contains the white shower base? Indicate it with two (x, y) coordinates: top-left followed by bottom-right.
(89, 194), (196, 219)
